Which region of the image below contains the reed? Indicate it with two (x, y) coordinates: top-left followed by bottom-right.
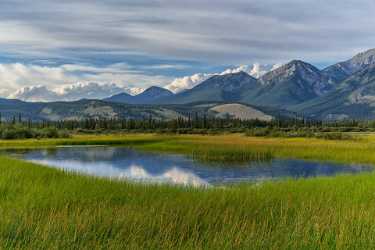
(191, 147), (273, 163)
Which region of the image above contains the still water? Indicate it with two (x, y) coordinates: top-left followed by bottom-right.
(9, 147), (373, 186)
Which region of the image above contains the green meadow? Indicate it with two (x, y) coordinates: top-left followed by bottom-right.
(2, 133), (375, 249)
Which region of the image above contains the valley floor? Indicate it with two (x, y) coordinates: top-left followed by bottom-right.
(1, 134), (375, 249)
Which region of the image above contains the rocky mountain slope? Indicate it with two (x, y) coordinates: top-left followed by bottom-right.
(242, 60), (334, 108)
(322, 48), (375, 84)
(157, 72), (260, 104)
(293, 63), (375, 120)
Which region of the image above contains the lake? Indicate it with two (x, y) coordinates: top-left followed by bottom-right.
(8, 147), (374, 187)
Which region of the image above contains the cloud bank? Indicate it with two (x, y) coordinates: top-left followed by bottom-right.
(1, 62), (172, 101)
(10, 83), (147, 102)
(6, 63), (280, 101)
(10, 83), (125, 102)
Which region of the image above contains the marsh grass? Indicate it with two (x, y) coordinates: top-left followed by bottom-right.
(2, 156), (375, 249)
(191, 147), (273, 163)
(245, 128), (355, 140)
(1, 133), (375, 166)
(2, 134), (375, 248)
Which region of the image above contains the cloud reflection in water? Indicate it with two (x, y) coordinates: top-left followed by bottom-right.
(30, 159), (209, 187)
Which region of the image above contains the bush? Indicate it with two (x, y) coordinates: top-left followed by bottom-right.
(315, 132), (353, 140)
(1, 128), (34, 139)
(246, 128), (353, 140)
(0, 126), (70, 140)
(245, 128), (272, 137)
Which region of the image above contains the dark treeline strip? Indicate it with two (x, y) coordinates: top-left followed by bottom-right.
(1, 112), (375, 139)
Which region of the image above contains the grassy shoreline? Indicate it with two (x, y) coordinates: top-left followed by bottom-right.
(2, 133), (375, 248)
(2, 133), (375, 165)
(1, 155), (375, 248)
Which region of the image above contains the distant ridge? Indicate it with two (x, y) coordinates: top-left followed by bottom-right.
(293, 63), (375, 120)
(0, 98), (290, 122)
(3, 48), (375, 120)
(243, 60), (334, 108)
(105, 86), (173, 104)
(322, 48), (375, 83)
(156, 71), (259, 104)
(103, 92), (134, 104)
(154, 60), (337, 109)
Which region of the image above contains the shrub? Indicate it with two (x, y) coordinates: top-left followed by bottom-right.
(0, 126), (70, 140)
(246, 128), (353, 140)
(315, 132), (353, 140)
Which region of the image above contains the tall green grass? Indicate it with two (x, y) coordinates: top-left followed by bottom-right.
(2, 134), (375, 248)
(2, 156), (375, 249)
(191, 147), (273, 163)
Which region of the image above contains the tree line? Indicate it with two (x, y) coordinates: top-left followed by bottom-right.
(2, 112), (375, 135)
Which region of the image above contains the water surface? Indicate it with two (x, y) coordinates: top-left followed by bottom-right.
(9, 147), (373, 186)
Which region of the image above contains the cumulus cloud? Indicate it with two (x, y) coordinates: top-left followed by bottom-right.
(0, 63), (67, 96)
(10, 82), (148, 102)
(165, 64), (280, 93)
(220, 64), (279, 78)
(10, 83), (123, 102)
(59, 83), (125, 101)
(10, 86), (59, 102)
(165, 73), (212, 93)
(0, 62), (172, 100)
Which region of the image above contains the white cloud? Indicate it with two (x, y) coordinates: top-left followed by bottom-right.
(60, 82), (125, 101)
(219, 64), (277, 78)
(10, 85), (59, 102)
(10, 82), (149, 102)
(5, 62), (282, 101)
(165, 63), (280, 93)
(10, 83), (125, 102)
(0, 62), (172, 100)
(0, 63), (66, 96)
(165, 73), (213, 93)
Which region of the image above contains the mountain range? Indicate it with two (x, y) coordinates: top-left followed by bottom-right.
(2, 48), (375, 121)
(105, 86), (174, 104)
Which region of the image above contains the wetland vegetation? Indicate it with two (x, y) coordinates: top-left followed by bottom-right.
(2, 133), (375, 248)
(0, 150), (375, 249)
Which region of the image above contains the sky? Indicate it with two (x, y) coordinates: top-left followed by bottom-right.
(0, 0), (374, 101)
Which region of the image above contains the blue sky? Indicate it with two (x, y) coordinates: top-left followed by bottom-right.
(0, 0), (374, 101)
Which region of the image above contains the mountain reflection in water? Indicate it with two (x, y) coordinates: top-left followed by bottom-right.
(10, 147), (374, 186)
